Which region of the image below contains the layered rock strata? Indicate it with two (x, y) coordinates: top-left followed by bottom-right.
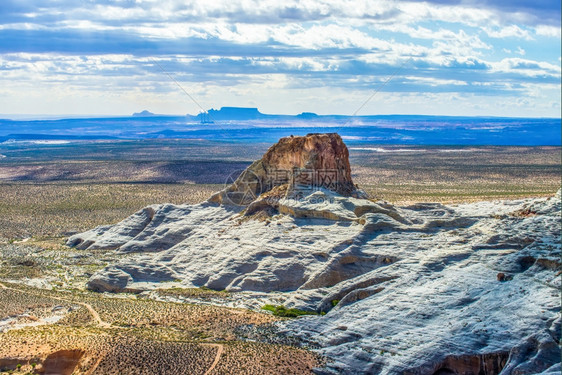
(208, 133), (365, 206)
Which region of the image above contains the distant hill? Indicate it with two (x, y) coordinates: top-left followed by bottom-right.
(296, 112), (319, 119)
(133, 110), (156, 117)
(1, 108), (559, 146)
(190, 107), (322, 122)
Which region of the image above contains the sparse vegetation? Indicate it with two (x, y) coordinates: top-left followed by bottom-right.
(0, 284), (322, 374)
(0, 140), (559, 374)
(0, 183), (219, 239)
(157, 286), (230, 301)
(351, 145), (560, 204)
(0, 143), (558, 239)
(262, 304), (319, 318)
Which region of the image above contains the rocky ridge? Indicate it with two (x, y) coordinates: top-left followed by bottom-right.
(67, 134), (561, 374)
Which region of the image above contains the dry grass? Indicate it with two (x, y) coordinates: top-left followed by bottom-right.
(0, 241), (113, 287)
(84, 295), (278, 341)
(157, 287), (231, 301)
(1, 326), (321, 374)
(0, 326), (219, 375)
(0, 285), (322, 374)
(0, 183), (219, 239)
(213, 341), (322, 375)
(0, 288), (73, 320)
(350, 146), (560, 204)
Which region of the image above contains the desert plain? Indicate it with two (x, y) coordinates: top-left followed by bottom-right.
(0, 138), (559, 374)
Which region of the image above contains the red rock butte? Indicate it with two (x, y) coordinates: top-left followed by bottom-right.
(209, 133), (361, 205)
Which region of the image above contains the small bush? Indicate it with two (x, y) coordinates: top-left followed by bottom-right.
(261, 304), (318, 318)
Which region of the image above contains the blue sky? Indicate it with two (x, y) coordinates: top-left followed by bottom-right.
(0, 0), (560, 117)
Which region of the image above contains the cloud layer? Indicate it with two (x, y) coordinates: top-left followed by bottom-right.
(0, 0), (560, 117)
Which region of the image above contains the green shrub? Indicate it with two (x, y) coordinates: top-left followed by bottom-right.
(261, 304), (319, 318)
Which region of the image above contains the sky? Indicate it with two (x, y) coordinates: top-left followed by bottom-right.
(0, 0), (560, 117)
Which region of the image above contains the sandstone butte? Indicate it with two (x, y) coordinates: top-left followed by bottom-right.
(209, 133), (365, 207)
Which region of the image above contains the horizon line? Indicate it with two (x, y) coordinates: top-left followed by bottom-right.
(1, 110), (561, 121)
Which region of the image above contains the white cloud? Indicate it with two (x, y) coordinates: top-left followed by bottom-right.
(0, 0), (560, 117)
(483, 25), (533, 40)
(535, 25), (562, 38)
(403, 76), (468, 86)
(491, 57), (561, 78)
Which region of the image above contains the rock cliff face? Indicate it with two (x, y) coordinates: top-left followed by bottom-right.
(209, 133), (363, 206)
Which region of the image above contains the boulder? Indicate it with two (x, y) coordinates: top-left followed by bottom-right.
(87, 267), (132, 293)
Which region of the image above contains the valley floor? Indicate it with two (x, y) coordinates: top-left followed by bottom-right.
(0, 142), (559, 239)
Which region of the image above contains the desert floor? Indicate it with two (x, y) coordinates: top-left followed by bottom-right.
(0, 140), (559, 374)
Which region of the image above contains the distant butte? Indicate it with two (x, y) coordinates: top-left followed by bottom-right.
(132, 110), (156, 117)
(205, 107), (263, 120)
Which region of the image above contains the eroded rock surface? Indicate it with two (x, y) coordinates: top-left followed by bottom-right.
(40, 350), (84, 375)
(280, 190), (561, 375)
(208, 133), (364, 206)
(66, 134), (561, 374)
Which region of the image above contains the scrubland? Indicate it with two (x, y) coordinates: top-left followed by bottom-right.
(351, 145), (560, 203)
(0, 140), (559, 374)
(0, 183), (218, 239)
(0, 283), (321, 374)
(0, 144), (559, 239)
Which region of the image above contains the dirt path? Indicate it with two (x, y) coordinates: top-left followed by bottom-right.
(203, 343), (224, 375)
(0, 282), (222, 373)
(81, 302), (111, 328)
(0, 282), (109, 328)
(84, 355), (105, 375)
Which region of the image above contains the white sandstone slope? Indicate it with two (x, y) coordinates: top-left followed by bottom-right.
(67, 189), (408, 295)
(279, 191), (561, 375)
(67, 133), (561, 374)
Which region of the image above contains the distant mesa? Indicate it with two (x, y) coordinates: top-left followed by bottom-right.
(192, 107), (320, 122)
(133, 110), (156, 117)
(296, 112), (319, 119)
(202, 107), (265, 121)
